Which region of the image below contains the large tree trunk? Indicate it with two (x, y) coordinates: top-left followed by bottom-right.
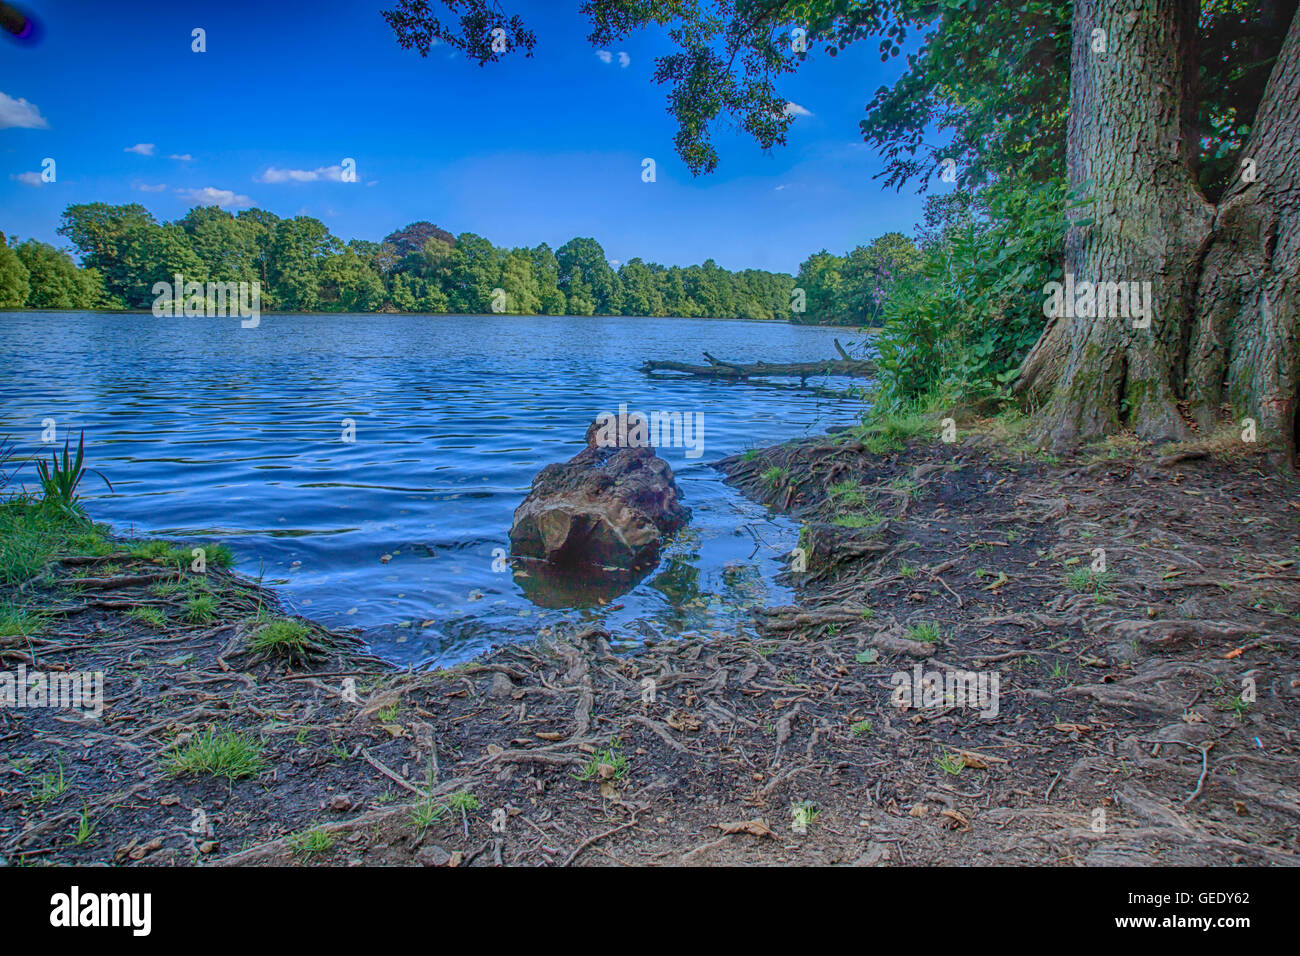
(1018, 0), (1300, 466)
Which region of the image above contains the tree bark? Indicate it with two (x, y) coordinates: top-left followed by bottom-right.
(1018, 0), (1300, 465)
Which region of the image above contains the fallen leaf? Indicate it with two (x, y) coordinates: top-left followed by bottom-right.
(535, 731), (563, 742)
(666, 710), (701, 732)
(982, 571), (1010, 591)
(1054, 722), (1092, 734)
(957, 748), (1007, 765)
(717, 819), (775, 838)
(940, 808), (971, 831)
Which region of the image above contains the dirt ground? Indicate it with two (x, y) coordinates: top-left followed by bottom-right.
(3, 423), (1298, 867)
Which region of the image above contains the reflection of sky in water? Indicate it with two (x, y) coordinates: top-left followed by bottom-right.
(0, 312), (865, 665)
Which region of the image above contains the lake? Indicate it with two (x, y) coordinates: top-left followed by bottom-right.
(0, 312), (865, 665)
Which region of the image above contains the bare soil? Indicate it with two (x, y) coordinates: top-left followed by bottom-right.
(3, 427), (1298, 866)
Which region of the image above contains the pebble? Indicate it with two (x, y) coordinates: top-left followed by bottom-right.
(415, 844), (451, 867)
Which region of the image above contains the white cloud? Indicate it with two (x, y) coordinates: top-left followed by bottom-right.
(125, 143), (156, 156)
(595, 50), (630, 67)
(177, 186), (253, 208)
(11, 171), (44, 186)
(596, 50), (612, 64)
(133, 182), (168, 192)
(0, 92), (49, 129)
(774, 184), (790, 191)
(168, 153), (193, 161)
(257, 165), (348, 184)
(783, 102), (813, 119)
(617, 51), (630, 68)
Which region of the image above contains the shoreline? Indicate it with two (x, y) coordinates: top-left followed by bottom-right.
(2, 417), (1297, 866)
(0, 307), (867, 328)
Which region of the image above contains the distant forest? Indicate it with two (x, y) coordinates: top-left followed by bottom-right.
(0, 203), (920, 325)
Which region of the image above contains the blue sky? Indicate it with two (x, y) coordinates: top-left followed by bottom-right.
(0, 0), (941, 274)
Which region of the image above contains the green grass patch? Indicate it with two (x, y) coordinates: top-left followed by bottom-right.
(761, 465), (789, 490)
(248, 618), (313, 657)
(126, 606), (166, 629)
(33, 757), (68, 805)
(182, 594), (217, 624)
(0, 599), (44, 638)
(832, 508), (885, 530)
(827, 479), (867, 507)
(287, 826), (335, 857)
(575, 738), (629, 782)
(164, 729), (267, 781)
(127, 539), (193, 570)
(71, 804), (96, 846)
(853, 406), (936, 455)
(935, 751), (964, 775)
(411, 799), (448, 834)
(203, 542), (235, 570)
(907, 622), (943, 644)
(1065, 568), (1115, 593)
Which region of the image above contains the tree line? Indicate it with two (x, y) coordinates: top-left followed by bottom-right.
(0, 203), (924, 326)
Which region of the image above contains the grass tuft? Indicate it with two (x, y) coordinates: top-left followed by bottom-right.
(248, 618), (313, 657)
(165, 729), (267, 781)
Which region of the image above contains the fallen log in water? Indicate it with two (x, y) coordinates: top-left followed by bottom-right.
(639, 339), (874, 384)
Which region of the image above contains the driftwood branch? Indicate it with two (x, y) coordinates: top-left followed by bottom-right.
(640, 342), (873, 384)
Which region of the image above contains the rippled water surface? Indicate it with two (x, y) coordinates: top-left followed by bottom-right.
(0, 312), (863, 664)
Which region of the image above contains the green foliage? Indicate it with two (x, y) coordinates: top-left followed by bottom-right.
(0, 496), (99, 586)
(871, 181), (1068, 411)
(35, 431), (109, 519)
(0, 241), (31, 308)
(793, 233), (923, 326)
(0, 512), (53, 586)
(14, 240), (106, 309)
(43, 204), (795, 320)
